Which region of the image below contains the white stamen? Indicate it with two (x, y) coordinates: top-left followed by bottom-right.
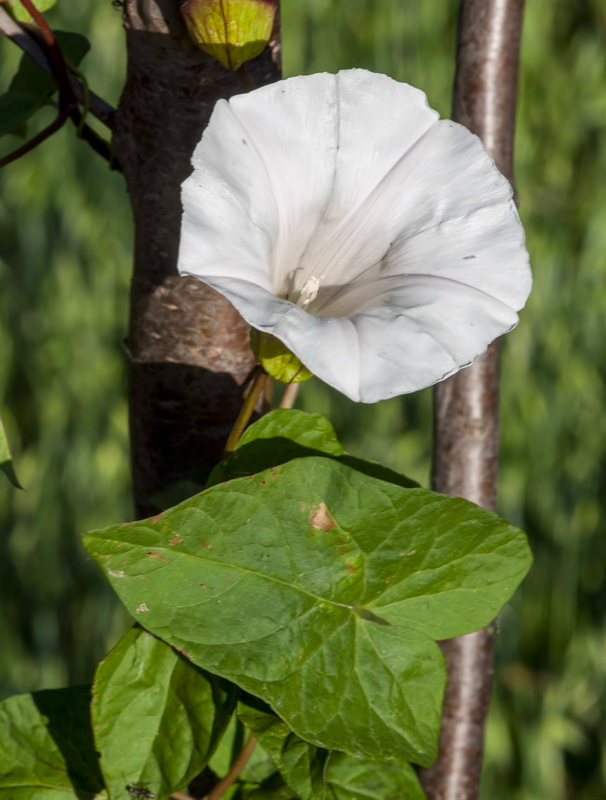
(299, 276), (321, 308)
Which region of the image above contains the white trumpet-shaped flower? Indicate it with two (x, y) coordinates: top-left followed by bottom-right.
(178, 69), (531, 402)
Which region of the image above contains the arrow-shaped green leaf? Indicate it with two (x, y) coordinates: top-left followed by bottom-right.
(84, 457), (531, 765)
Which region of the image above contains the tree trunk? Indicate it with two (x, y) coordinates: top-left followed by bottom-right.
(420, 1), (525, 798)
(112, 0), (281, 518)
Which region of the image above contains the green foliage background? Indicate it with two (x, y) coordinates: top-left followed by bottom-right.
(0, 1), (604, 798)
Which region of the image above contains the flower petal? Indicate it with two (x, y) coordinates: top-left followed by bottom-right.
(307, 118), (530, 314)
(200, 273), (520, 403)
(223, 73), (342, 296)
(179, 99), (279, 292)
(351, 276), (521, 403)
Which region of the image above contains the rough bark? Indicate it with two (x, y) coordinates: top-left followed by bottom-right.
(420, 1), (525, 798)
(112, 1), (281, 517)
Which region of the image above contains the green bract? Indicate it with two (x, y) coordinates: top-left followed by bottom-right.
(85, 452), (531, 765)
(250, 330), (313, 384)
(181, 0), (276, 71)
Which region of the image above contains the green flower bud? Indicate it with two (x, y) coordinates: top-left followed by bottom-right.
(181, 0), (276, 72)
(250, 330), (313, 384)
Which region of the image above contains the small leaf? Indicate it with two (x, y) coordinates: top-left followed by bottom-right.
(9, 30), (92, 100)
(208, 408), (418, 490)
(0, 30), (93, 139)
(0, 685), (104, 799)
(181, 0), (276, 71)
(0, 415), (22, 488)
(238, 409), (344, 455)
(93, 626), (236, 800)
(239, 701), (426, 800)
(84, 457), (531, 764)
(0, 91), (46, 140)
(5, 0), (57, 24)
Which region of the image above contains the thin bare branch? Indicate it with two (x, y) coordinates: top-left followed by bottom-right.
(0, 6), (116, 129)
(419, 1), (525, 799)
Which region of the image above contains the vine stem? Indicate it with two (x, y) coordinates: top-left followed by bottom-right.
(279, 382), (300, 409)
(207, 735), (257, 800)
(223, 367), (268, 455)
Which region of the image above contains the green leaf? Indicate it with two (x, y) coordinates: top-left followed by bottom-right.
(0, 415), (22, 488)
(5, 0), (58, 24)
(325, 752), (425, 800)
(181, 0), (276, 71)
(9, 31), (92, 100)
(92, 626), (235, 800)
(84, 458), (531, 765)
(239, 701), (426, 800)
(0, 91), (46, 139)
(208, 409), (418, 490)
(238, 701), (327, 800)
(0, 30), (92, 139)
(242, 776), (295, 800)
(0, 685), (104, 799)
(238, 409), (344, 455)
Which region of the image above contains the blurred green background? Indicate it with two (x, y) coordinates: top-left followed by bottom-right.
(0, 1), (604, 798)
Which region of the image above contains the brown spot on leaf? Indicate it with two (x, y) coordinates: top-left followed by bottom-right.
(147, 551), (169, 562)
(260, 479), (267, 486)
(199, 583), (207, 588)
(150, 513), (164, 523)
(347, 564), (356, 575)
(136, 603), (149, 613)
(200, 541), (211, 549)
(310, 502), (336, 531)
(169, 534), (183, 545)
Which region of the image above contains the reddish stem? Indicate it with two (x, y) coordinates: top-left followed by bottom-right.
(17, 0), (54, 45)
(0, 110), (66, 168)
